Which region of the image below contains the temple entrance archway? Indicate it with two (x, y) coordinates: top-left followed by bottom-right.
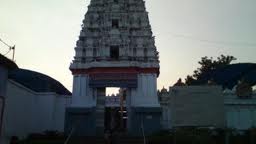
(65, 70), (161, 136)
(95, 86), (129, 135)
(105, 87), (127, 132)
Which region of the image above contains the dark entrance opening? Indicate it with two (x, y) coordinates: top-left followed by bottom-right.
(112, 19), (119, 28)
(105, 88), (127, 132)
(105, 107), (127, 131)
(110, 46), (119, 60)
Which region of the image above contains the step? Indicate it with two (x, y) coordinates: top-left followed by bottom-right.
(68, 136), (144, 144)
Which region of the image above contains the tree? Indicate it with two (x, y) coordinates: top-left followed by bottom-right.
(185, 75), (196, 85)
(185, 55), (236, 85)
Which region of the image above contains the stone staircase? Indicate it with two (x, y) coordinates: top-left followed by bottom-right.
(68, 136), (144, 144)
(115, 136), (144, 144)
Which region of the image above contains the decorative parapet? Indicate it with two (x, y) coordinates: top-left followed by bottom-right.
(224, 92), (256, 105)
(158, 87), (170, 106)
(105, 94), (126, 107)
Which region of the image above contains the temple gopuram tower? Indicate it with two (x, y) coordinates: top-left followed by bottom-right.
(65, 0), (161, 136)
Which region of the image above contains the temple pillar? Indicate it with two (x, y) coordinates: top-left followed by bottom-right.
(65, 75), (97, 136)
(128, 73), (162, 136)
(95, 88), (106, 135)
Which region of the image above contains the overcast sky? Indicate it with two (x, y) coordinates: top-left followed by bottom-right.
(1, 0), (256, 93)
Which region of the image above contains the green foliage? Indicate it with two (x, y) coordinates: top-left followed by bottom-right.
(185, 55), (237, 85)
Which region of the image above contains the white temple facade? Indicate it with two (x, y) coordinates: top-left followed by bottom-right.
(66, 0), (161, 136)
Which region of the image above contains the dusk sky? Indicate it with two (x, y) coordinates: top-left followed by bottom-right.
(1, 0), (256, 94)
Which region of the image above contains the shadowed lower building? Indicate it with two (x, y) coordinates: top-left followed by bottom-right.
(159, 86), (226, 129)
(0, 54), (72, 143)
(159, 64), (256, 130)
(170, 86), (225, 128)
(3, 69), (71, 138)
(0, 54), (18, 143)
(65, 0), (161, 136)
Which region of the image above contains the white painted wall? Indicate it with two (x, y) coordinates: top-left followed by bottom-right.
(160, 86), (256, 130)
(224, 92), (256, 130)
(161, 106), (171, 129)
(71, 75), (95, 107)
(131, 74), (160, 107)
(158, 89), (171, 129)
(53, 96), (72, 131)
(2, 80), (71, 139)
(169, 86), (225, 128)
(3, 80), (36, 138)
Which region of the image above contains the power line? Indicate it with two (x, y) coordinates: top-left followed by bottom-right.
(0, 38), (13, 48)
(163, 32), (256, 47)
(3, 49), (11, 56)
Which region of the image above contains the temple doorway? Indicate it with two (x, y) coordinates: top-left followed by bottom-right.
(105, 88), (127, 132)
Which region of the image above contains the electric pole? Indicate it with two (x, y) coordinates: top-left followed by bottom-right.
(0, 38), (15, 61)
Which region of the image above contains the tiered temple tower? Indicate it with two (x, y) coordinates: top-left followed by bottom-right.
(65, 0), (161, 136)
